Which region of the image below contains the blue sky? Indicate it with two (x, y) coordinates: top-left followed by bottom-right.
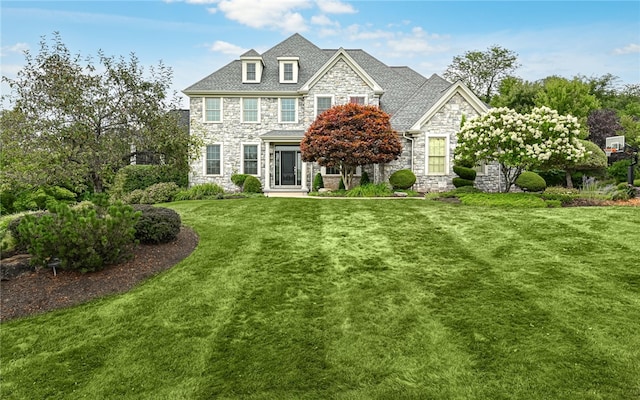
(2, 1), (639, 109)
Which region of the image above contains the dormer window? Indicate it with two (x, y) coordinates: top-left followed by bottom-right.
(241, 50), (264, 83)
(278, 57), (299, 83)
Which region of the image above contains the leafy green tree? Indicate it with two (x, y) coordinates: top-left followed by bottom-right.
(444, 45), (519, 103)
(534, 76), (600, 125)
(490, 76), (541, 114)
(1, 32), (200, 194)
(619, 114), (640, 147)
(455, 106), (588, 192)
(301, 104), (402, 190)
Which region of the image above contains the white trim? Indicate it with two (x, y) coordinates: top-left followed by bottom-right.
(299, 48), (384, 95)
(241, 97), (261, 123)
(203, 143), (223, 176)
(242, 59), (263, 83)
(278, 57), (299, 84)
(241, 142), (261, 176)
(202, 97), (223, 123)
(409, 81), (489, 131)
(425, 134), (449, 176)
(314, 94), (334, 117)
(278, 98), (298, 123)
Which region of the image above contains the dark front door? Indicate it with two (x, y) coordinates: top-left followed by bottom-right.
(281, 151), (296, 185)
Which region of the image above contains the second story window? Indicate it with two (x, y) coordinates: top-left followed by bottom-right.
(242, 98), (259, 123)
(280, 98), (297, 123)
(278, 57), (299, 83)
(315, 96), (333, 116)
(204, 98), (221, 122)
(349, 96), (366, 105)
(283, 63), (293, 81)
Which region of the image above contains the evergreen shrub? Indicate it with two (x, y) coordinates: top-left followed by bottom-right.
(110, 165), (187, 199)
(452, 177), (474, 188)
(231, 173), (249, 188)
(133, 205), (181, 244)
(17, 202), (139, 272)
(243, 176), (263, 193)
(339, 177), (346, 190)
(515, 171), (547, 192)
(359, 171), (370, 186)
(453, 166), (477, 181)
(313, 173), (324, 191)
(389, 169), (416, 189)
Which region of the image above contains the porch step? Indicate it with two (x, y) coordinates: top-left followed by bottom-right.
(265, 191), (308, 198)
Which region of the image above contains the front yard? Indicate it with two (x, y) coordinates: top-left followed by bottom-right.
(1, 198), (639, 399)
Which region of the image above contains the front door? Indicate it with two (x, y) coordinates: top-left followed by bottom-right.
(274, 145), (301, 187)
(281, 151), (297, 185)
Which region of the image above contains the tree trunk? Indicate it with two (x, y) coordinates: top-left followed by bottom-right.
(565, 170), (574, 189)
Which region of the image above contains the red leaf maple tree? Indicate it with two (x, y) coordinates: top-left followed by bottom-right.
(300, 104), (402, 189)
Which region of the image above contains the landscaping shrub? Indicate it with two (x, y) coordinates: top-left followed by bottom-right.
(389, 169), (416, 190)
(607, 159), (640, 183)
(122, 189), (146, 204)
(140, 182), (180, 204)
(515, 171), (547, 192)
(613, 183), (636, 200)
(453, 165), (477, 181)
(10, 186), (77, 213)
(452, 177), (474, 188)
(110, 165), (187, 199)
(359, 171), (370, 186)
(242, 176), (263, 193)
(313, 173), (324, 191)
(346, 183), (392, 197)
(339, 177), (346, 190)
(17, 202), (139, 272)
(540, 186), (580, 204)
(231, 173), (249, 189)
(174, 183), (225, 201)
(634, 179), (640, 187)
(535, 169), (566, 187)
(133, 205), (181, 244)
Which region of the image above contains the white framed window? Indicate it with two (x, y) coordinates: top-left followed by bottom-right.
(279, 98), (297, 123)
(315, 95), (334, 117)
(242, 143), (260, 175)
(426, 136), (448, 175)
(204, 144), (223, 176)
(242, 98), (260, 123)
(242, 60), (263, 83)
(203, 97), (222, 123)
(349, 95), (367, 105)
(278, 57), (299, 83)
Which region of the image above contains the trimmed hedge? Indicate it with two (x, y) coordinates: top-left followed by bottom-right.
(133, 205), (181, 244)
(452, 177), (474, 188)
(389, 169), (416, 190)
(515, 171), (547, 192)
(453, 165), (477, 181)
(242, 176), (263, 193)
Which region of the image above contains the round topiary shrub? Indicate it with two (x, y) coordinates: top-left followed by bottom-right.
(389, 169), (416, 190)
(133, 205), (182, 244)
(452, 177), (474, 188)
(515, 171), (547, 192)
(242, 175), (263, 193)
(453, 165), (477, 181)
(231, 173), (249, 189)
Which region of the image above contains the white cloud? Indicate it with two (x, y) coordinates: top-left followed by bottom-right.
(613, 43), (640, 55)
(0, 43), (29, 57)
(311, 14), (338, 27)
(316, 0), (356, 14)
(215, 0), (311, 32)
(209, 40), (247, 55)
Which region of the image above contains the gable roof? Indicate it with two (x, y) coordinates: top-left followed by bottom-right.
(183, 34), (485, 131)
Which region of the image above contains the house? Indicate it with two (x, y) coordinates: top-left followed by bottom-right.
(183, 33), (501, 193)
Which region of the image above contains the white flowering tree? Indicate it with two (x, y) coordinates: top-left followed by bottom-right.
(455, 106), (589, 192)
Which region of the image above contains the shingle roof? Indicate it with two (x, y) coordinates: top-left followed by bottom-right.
(183, 33), (455, 130)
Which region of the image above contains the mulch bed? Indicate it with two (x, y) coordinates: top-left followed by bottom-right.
(0, 227), (198, 322)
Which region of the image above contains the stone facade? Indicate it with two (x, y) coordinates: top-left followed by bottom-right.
(187, 44), (500, 193)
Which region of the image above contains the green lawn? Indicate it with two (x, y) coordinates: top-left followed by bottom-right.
(1, 199), (639, 399)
